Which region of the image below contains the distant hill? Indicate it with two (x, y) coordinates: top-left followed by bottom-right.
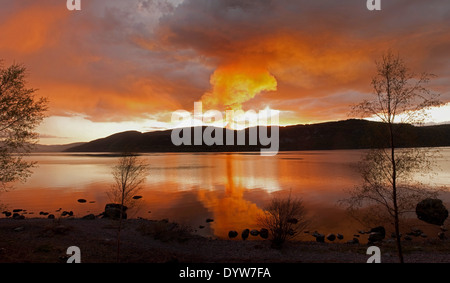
(63, 119), (450, 153)
(34, 142), (87, 152)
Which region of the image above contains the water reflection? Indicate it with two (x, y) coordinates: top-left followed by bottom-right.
(1, 149), (449, 239)
(196, 154), (268, 239)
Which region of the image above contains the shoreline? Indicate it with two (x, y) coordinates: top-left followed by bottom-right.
(1, 217), (449, 263)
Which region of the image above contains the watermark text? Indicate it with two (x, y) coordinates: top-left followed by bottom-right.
(171, 102), (280, 156)
(67, 0), (81, 11)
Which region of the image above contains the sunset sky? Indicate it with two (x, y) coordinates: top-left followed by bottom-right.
(1, 0), (449, 145)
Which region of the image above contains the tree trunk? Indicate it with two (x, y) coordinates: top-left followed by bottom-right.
(389, 123), (404, 263)
(116, 187), (125, 263)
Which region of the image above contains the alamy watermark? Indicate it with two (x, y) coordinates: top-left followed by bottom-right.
(367, 0), (382, 11)
(170, 102), (280, 156)
(66, 1), (381, 12)
(367, 246), (381, 263)
(66, 246), (81, 263)
(67, 0), (81, 11)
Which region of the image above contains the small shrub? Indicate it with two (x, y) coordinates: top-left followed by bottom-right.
(258, 194), (309, 249)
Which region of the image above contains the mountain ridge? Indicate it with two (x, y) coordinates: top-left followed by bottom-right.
(62, 119), (450, 153)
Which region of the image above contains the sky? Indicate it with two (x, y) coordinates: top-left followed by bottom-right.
(1, 0), (449, 145)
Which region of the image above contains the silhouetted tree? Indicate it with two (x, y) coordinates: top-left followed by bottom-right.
(345, 51), (442, 263)
(109, 153), (148, 262)
(0, 62), (48, 190)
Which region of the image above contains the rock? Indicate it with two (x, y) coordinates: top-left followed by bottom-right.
(61, 211), (74, 217)
(82, 214), (96, 220)
(326, 234), (336, 242)
(102, 203), (127, 220)
(48, 214), (55, 219)
(250, 229), (260, 236)
(311, 231), (321, 238)
(416, 198), (449, 226)
(12, 209), (23, 213)
(368, 232), (384, 243)
(241, 229), (250, 241)
(132, 196), (143, 200)
(206, 218), (214, 223)
(368, 226), (385, 243)
(369, 226), (386, 239)
(408, 229), (423, 237)
(77, 199), (87, 203)
(337, 234), (344, 240)
(259, 228), (269, 239)
(315, 234), (325, 243)
(3, 211), (11, 217)
(228, 231), (238, 239)
(199, 225), (205, 229)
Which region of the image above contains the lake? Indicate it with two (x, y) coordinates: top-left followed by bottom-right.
(1, 148), (450, 240)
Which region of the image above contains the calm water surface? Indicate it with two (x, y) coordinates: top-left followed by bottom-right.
(2, 149), (450, 239)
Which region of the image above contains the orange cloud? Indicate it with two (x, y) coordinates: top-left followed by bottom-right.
(2, 0), (449, 144)
(201, 64), (277, 111)
(0, 2), (69, 54)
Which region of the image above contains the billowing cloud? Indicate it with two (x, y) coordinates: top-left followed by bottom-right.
(1, 0), (449, 143)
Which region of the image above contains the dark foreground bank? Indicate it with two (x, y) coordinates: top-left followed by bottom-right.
(1, 218), (450, 264)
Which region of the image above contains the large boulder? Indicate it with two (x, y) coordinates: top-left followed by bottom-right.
(241, 229), (250, 241)
(311, 232), (325, 243)
(259, 228), (269, 239)
(326, 234), (336, 242)
(416, 199), (449, 226)
(102, 203), (128, 220)
(368, 226), (386, 243)
(369, 226), (386, 238)
(228, 231), (238, 239)
(368, 232), (384, 243)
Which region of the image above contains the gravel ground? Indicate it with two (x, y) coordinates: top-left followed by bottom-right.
(0, 218), (449, 263)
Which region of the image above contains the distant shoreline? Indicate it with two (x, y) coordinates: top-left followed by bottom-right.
(37, 120), (450, 153)
(32, 146), (450, 155)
